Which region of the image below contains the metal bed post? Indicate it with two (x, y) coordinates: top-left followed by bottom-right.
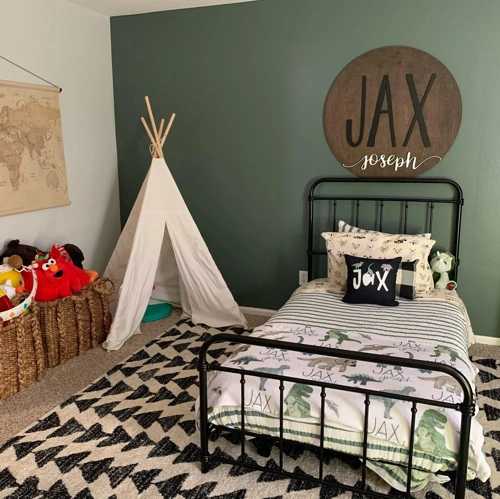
(454, 193), (464, 282)
(404, 201), (409, 233)
(279, 380), (285, 470)
(361, 393), (370, 489)
(198, 358), (210, 473)
(240, 374), (246, 461)
(307, 189), (314, 282)
(455, 404), (475, 499)
(405, 403), (418, 496)
(318, 387), (326, 481)
(429, 201), (435, 234)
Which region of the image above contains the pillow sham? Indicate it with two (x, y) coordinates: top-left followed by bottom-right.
(322, 232), (435, 294)
(343, 255), (401, 306)
(338, 220), (431, 239)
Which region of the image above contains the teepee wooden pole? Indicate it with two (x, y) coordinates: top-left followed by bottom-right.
(161, 113), (176, 146)
(141, 117), (162, 158)
(145, 96), (163, 158)
(155, 118), (165, 159)
(158, 118), (165, 141)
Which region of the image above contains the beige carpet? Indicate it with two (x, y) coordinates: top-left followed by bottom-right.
(0, 311), (497, 445)
(0, 310), (268, 444)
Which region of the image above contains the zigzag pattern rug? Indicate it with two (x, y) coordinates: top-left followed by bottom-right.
(0, 320), (499, 499)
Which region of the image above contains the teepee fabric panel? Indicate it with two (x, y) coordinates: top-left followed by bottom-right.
(103, 212), (165, 351)
(104, 168), (148, 300)
(165, 210), (244, 327)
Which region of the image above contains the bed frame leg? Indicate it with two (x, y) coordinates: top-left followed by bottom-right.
(455, 402), (474, 499)
(201, 458), (210, 474)
(198, 359), (211, 475)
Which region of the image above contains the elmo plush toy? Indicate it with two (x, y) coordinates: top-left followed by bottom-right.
(23, 245), (90, 301)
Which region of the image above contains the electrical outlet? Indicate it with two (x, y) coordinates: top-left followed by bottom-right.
(299, 271), (308, 286)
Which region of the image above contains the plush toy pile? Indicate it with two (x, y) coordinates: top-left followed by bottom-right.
(0, 239), (97, 303)
(1, 240), (85, 269)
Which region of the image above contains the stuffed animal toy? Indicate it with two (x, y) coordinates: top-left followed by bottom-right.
(430, 251), (457, 290)
(62, 244), (85, 269)
(0, 240), (41, 267)
(1, 240), (85, 269)
(0, 256), (25, 294)
(23, 245), (91, 301)
(0, 266), (23, 290)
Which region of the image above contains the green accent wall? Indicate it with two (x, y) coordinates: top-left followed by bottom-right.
(111, 0), (500, 338)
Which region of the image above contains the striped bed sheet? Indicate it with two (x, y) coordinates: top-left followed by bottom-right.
(267, 282), (469, 356)
(200, 280), (490, 492)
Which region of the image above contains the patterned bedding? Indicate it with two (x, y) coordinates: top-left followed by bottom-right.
(200, 280), (491, 492)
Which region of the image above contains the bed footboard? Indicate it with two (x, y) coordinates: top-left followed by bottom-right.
(198, 333), (475, 499)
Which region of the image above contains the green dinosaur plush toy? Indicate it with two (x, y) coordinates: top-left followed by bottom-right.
(430, 251), (457, 290)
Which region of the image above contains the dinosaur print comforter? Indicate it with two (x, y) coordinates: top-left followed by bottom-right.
(200, 280), (491, 492)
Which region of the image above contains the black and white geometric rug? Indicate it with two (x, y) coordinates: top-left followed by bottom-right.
(0, 320), (499, 499)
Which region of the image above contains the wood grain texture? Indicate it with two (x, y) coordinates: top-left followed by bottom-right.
(323, 46), (462, 178)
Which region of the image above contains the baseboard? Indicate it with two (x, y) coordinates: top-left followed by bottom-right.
(474, 335), (500, 346)
(240, 306), (277, 317)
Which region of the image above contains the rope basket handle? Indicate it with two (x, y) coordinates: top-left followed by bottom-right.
(97, 277), (116, 297)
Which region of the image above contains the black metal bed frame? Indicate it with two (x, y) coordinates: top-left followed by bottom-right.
(198, 177), (472, 499)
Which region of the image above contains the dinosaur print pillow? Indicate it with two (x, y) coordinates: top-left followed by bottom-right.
(338, 220), (431, 239)
(343, 255), (402, 306)
(322, 231), (435, 294)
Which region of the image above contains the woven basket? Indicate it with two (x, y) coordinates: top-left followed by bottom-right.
(0, 297), (45, 402)
(38, 277), (116, 368)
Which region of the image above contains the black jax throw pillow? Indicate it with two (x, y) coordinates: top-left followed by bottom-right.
(343, 255), (402, 306)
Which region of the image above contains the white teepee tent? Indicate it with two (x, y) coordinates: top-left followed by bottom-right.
(103, 97), (247, 351)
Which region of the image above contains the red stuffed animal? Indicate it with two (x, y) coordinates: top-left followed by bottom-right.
(23, 245), (90, 301)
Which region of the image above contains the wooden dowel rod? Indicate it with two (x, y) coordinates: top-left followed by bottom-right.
(161, 113), (176, 146)
(156, 119), (165, 158)
(145, 96), (163, 158)
(158, 118), (165, 141)
(141, 117), (162, 158)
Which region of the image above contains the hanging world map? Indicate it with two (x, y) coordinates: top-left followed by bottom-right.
(0, 80), (69, 216)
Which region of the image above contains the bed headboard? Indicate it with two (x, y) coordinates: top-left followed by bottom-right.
(307, 177), (464, 282)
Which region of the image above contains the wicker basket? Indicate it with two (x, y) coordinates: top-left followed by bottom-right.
(0, 297), (45, 402)
(38, 277), (116, 368)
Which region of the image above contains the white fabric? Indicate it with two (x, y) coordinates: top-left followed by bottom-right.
(103, 158), (247, 351)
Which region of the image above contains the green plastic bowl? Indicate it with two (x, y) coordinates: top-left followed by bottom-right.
(142, 302), (172, 323)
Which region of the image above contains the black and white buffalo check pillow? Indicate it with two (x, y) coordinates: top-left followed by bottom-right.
(396, 260), (419, 300)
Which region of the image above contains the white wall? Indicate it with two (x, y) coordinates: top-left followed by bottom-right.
(0, 0), (119, 273)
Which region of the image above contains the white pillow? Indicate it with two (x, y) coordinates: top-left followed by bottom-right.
(322, 231), (435, 294)
(338, 220), (431, 239)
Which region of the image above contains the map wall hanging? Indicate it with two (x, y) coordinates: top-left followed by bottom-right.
(323, 46), (462, 178)
(0, 80), (69, 216)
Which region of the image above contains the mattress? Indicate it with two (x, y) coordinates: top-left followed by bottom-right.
(199, 280), (490, 492)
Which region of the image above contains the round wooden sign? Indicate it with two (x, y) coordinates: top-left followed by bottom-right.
(323, 46), (462, 178)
